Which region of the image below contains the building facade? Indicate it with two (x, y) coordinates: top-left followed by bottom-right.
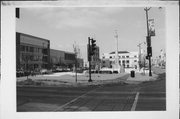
(50, 49), (83, 69)
(87, 45), (100, 70)
(16, 32), (84, 73)
(101, 51), (139, 69)
(16, 32), (50, 71)
(50, 49), (75, 69)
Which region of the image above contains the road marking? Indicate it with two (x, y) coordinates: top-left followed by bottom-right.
(54, 88), (97, 111)
(131, 92), (139, 111)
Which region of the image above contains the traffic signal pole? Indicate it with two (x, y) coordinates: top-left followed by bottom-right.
(88, 37), (96, 82)
(88, 37), (92, 82)
(144, 7), (152, 76)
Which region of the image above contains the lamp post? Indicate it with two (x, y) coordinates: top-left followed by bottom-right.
(144, 7), (152, 76)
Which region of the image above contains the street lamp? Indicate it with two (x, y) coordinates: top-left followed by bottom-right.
(144, 7), (152, 76)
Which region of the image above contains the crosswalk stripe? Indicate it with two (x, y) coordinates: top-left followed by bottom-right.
(131, 92), (139, 111)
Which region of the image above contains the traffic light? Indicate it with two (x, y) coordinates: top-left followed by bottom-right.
(91, 39), (96, 55)
(147, 46), (152, 57)
(146, 36), (151, 47)
(16, 8), (20, 18)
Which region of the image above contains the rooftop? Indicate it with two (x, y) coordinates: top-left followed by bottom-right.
(109, 51), (129, 54)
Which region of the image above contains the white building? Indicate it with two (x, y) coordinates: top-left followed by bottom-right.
(101, 51), (139, 69)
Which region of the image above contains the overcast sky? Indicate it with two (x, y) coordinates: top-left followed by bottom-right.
(16, 7), (166, 62)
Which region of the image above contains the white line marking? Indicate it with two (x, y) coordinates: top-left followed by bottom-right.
(54, 88), (97, 111)
(131, 92), (140, 111)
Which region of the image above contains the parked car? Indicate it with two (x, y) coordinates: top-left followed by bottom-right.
(16, 70), (24, 77)
(40, 69), (48, 74)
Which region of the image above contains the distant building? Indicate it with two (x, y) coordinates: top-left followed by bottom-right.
(91, 46), (100, 70)
(101, 51), (139, 69)
(152, 49), (166, 67)
(87, 45), (100, 70)
(50, 49), (83, 69)
(16, 32), (50, 71)
(16, 32), (84, 72)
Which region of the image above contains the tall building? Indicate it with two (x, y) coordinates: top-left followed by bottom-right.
(101, 51), (139, 69)
(87, 45), (100, 70)
(16, 32), (50, 71)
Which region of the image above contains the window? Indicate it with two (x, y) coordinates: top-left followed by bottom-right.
(126, 56), (129, 58)
(122, 60), (125, 63)
(20, 45), (25, 51)
(122, 56), (125, 58)
(109, 56), (112, 58)
(134, 60), (137, 62)
(30, 47), (34, 52)
(25, 46), (29, 52)
(127, 65), (129, 68)
(126, 60), (129, 63)
(134, 55), (137, 58)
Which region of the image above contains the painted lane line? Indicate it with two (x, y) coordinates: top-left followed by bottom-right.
(131, 92), (140, 111)
(54, 88), (97, 111)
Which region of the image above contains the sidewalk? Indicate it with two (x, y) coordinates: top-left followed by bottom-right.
(17, 72), (129, 87)
(125, 72), (158, 84)
(17, 71), (159, 87)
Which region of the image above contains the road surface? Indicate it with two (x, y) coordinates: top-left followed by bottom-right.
(17, 72), (166, 111)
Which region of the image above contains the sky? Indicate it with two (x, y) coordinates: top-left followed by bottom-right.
(16, 7), (166, 62)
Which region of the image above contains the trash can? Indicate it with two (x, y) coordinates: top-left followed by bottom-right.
(131, 70), (135, 78)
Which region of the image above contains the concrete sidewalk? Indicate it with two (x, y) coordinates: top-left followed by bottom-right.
(125, 72), (158, 84)
(17, 72), (129, 87)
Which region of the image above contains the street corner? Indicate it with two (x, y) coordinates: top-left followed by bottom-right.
(125, 72), (159, 84)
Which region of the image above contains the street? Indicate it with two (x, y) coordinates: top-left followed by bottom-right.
(17, 71), (166, 111)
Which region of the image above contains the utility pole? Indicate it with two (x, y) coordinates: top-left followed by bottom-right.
(144, 7), (152, 76)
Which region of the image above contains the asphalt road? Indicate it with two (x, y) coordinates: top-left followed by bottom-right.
(17, 72), (166, 112)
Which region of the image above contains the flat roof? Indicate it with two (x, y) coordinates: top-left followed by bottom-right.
(17, 32), (50, 42)
(109, 51), (129, 54)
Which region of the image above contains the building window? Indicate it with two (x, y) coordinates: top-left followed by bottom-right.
(25, 46), (29, 52)
(134, 55), (137, 58)
(110, 56), (112, 58)
(119, 60), (121, 64)
(122, 60), (125, 63)
(119, 56), (121, 58)
(30, 47), (34, 52)
(127, 65), (129, 68)
(122, 56), (125, 58)
(20, 45), (25, 51)
(102, 56), (105, 59)
(103, 61), (105, 64)
(126, 60), (129, 63)
(126, 56), (129, 58)
(134, 60), (137, 62)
